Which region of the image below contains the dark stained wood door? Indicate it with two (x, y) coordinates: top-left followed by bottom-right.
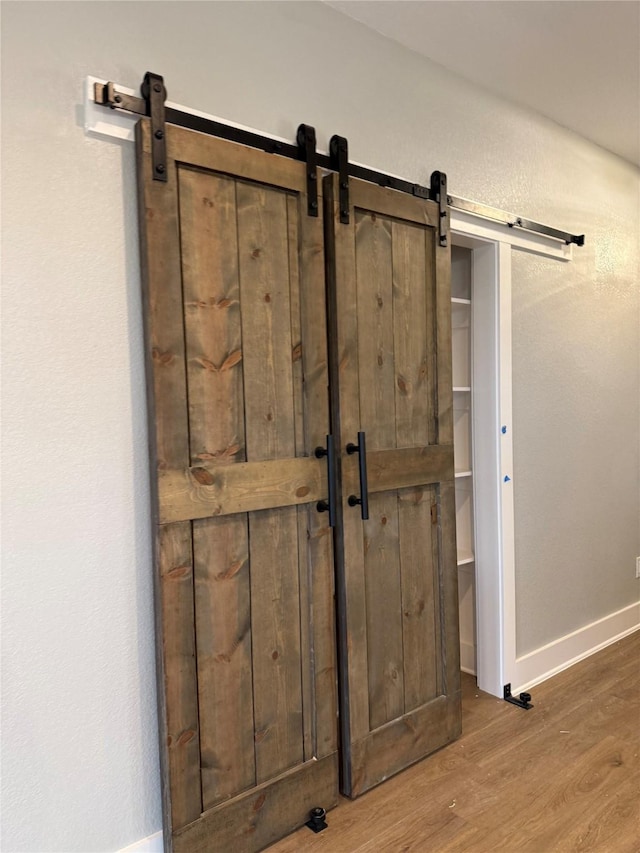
(136, 119), (338, 852)
(324, 173), (461, 798)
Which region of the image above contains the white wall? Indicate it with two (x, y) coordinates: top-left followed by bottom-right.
(2, 2), (638, 850)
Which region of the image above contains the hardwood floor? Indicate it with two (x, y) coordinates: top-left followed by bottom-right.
(268, 632), (640, 852)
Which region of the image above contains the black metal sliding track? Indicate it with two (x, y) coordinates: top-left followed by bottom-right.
(95, 74), (584, 247)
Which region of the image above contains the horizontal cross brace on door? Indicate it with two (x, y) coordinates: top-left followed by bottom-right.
(91, 73), (585, 247)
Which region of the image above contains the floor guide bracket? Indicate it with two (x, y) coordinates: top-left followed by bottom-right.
(503, 683), (534, 710)
(306, 807), (328, 833)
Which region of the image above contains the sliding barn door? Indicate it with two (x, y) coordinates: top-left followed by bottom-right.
(324, 174), (461, 797)
(136, 119), (338, 852)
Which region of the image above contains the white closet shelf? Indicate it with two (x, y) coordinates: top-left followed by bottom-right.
(457, 551), (475, 566)
(455, 469), (473, 479)
(451, 297), (471, 305)
(453, 386), (471, 392)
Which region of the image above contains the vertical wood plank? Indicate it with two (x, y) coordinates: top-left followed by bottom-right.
(392, 221), (438, 711)
(398, 487), (439, 710)
(354, 210), (404, 730)
(178, 167), (256, 807)
(424, 229), (438, 447)
(136, 122), (202, 830)
(179, 168), (245, 466)
(238, 183), (295, 461)
(391, 220), (430, 449)
(287, 195), (314, 761)
(249, 508), (304, 783)
(237, 183), (304, 782)
(354, 210), (396, 451)
(433, 213), (459, 704)
(298, 189), (337, 760)
(307, 516), (337, 758)
(287, 194), (304, 458)
(193, 517), (255, 806)
(323, 174), (370, 773)
(435, 230), (453, 445)
(138, 140), (190, 478)
(439, 481), (462, 700)
(363, 491), (404, 729)
(158, 524), (202, 828)
(432, 489), (445, 698)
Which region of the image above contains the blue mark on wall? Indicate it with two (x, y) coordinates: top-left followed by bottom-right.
(504, 475), (511, 483)
(501, 425), (507, 434)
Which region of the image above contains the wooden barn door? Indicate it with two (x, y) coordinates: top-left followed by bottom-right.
(324, 174), (461, 798)
(136, 119), (338, 852)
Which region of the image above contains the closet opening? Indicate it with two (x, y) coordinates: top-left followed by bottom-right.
(450, 235), (507, 699)
(451, 245), (476, 679)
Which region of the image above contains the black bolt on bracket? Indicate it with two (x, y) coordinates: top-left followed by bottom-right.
(305, 807), (328, 834)
(141, 72), (167, 182)
(430, 170), (449, 247)
(297, 124), (319, 217)
(330, 135), (350, 224)
(503, 683), (534, 710)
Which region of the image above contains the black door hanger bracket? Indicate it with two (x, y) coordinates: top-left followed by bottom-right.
(330, 135), (350, 224)
(430, 170), (449, 247)
(297, 124), (318, 217)
(141, 72), (167, 182)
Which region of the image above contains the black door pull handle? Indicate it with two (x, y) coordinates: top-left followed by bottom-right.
(315, 435), (336, 528)
(346, 431), (369, 521)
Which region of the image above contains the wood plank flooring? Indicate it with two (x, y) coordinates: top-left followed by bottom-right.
(268, 632), (640, 852)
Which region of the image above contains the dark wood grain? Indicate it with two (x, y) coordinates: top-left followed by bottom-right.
(324, 171), (460, 799)
(137, 119), (338, 850)
(294, 193), (338, 763)
(177, 165), (255, 807)
(354, 208), (404, 731)
(158, 456), (326, 523)
(136, 120), (202, 832)
(323, 174), (371, 755)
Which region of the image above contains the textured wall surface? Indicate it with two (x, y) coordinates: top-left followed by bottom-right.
(2, 2), (638, 850)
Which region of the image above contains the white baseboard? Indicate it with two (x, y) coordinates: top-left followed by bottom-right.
(118, 830), (163, 853)
(512, 601), (640, 694)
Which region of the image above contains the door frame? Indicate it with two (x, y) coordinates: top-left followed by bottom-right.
(450, 208), (573, 697)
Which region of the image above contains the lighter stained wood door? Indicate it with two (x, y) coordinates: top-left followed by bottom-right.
(324, 173), (461, 798)
(137, 120), (338, 853)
